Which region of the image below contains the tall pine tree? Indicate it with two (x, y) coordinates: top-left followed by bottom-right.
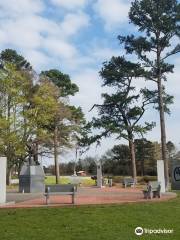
(119, 0), (180, 189)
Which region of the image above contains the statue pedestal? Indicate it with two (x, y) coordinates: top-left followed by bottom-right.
(19, 164), (45, 193)
(0, 157), (7, 204)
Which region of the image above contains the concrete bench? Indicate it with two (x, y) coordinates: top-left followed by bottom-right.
(44, 184), (77, 205)
(143, 181), (161, 199)
(122, 178), (136, 188)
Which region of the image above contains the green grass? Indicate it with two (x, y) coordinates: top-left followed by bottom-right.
(112, 175), (157, 184)
(45, 176), (70, 185)
(0, 192), (180, 240)
(45, 176), (95, 186)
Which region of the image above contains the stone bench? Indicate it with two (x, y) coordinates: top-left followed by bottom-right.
(143, 181), (161, 199)
(122, 178), (136, 188)
(44, 184), (77, 205)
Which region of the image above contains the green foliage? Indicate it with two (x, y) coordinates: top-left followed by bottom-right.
(129, 0), (180, 36)
(41, 69), (79, 97)
(166, 141), (177, 173)
(118, 0), (180, 112)
(101, 139), (158, 176)
(76, 157), (97, 175)
(167, 141), (176, 156)
(0, 49), (85, 181)
(135, 138), (157, 175)
(102, 145), (131, 176)
(80, 56), (157, 179)
(86, 56), (155, 143)
(0, 62), (32, 170)
(0, 49), (31, 70)
(138, 175), (158, 183)
(118, 0), (180, 184)
(141, 87), (174, 114)
(40, 70), (85, 151)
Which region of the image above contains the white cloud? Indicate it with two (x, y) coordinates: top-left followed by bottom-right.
(0, 0), (91, 71)
(91, 47), (120, 62)
(70, 68), (102, 117)
(94, 0), (130, 30)
(0, 0), (44, 17)
(60, 12), (90, 36)
(43, 38), (77, 59)
(166, 66), (180, 96)
(51, 0), (87, 10)
(1, 18), (43, 49)
(60, 44), (121, 72)
(24, 50), (51, 70)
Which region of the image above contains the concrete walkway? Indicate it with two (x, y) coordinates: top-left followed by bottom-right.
(1, 186), (176, 209)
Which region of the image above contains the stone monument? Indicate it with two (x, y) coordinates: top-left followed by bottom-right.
(96, 162), (102, 188)
(19, 162), (45, 193)
(0, 157), (7, 204)
(171, 163), (180, 190)
(157, 160), (166, 193)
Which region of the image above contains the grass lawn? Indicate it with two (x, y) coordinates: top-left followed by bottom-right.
(0, 192), (180, 240)
(45, 176), (96, 186)
(45, 176), (70, 184)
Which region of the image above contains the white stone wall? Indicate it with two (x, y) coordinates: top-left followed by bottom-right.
(157, 160), (166, 193)
(0, 157), (7, 204)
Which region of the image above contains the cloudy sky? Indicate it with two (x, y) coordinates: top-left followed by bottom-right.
(0, 0), (179, 163)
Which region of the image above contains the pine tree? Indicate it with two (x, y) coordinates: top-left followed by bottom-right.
(118, 0), (180, 188)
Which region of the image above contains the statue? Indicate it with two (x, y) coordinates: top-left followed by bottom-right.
(19, 139), (45, 193)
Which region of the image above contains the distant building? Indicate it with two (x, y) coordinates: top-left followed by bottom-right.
(77, 171), (86, 176)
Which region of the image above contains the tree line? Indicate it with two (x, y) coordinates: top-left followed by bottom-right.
(81, 0), (180, 190)
(0, 49), (85, 184)
(45, 140), (178, 177)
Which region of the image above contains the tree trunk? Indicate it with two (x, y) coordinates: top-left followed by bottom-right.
(6, 96), (12, 186)
(157, 80), (169, 190)
(33, 142), (39, 164)
(156, 37), (169, 190)
(128, 139), (137, 180)
(141, 159), (144, 176)
(141, 144), (145, 176)
(6, 168), (12, 186)
(54, 126), (60, 184)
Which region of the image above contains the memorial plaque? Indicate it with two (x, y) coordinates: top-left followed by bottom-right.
(171, 165), (180, 190)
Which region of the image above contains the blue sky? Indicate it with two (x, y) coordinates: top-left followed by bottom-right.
(0, 0), (179, 163)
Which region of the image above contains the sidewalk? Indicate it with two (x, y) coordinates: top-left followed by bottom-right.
(1, 186), (176, 209)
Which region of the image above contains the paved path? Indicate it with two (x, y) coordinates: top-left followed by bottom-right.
(2, 186), (176, 209)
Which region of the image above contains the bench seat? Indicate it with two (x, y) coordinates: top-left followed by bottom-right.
(44, 184), (77, 205)
(143, 181), (161, 199)
(122, 178), (136, 188)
